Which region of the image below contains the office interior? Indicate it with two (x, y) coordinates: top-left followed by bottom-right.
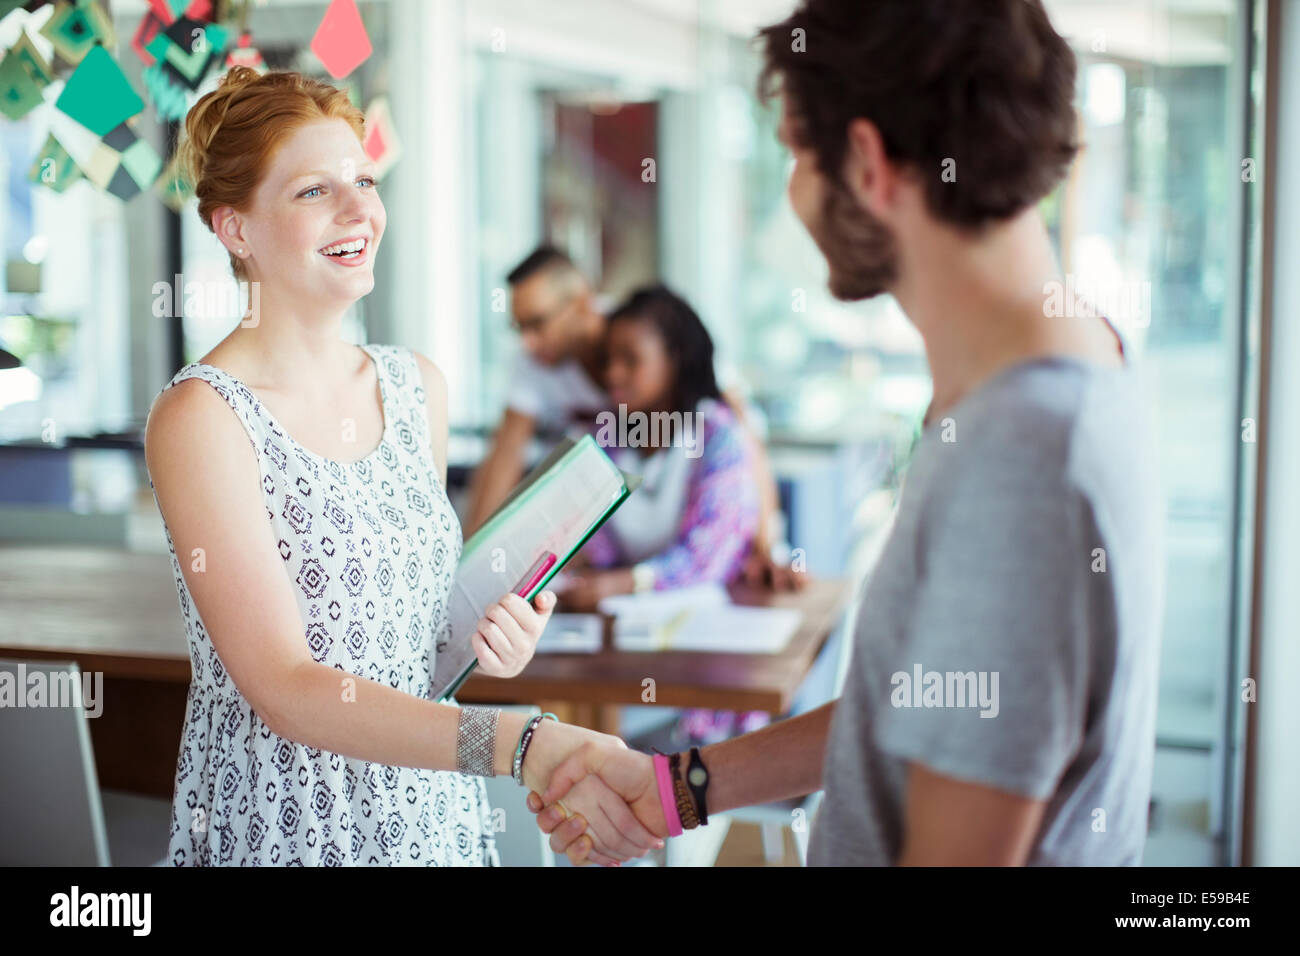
(1, 0), (1297, 867)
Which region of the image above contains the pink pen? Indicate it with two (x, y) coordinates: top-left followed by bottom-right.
(512, 551), (557, 598)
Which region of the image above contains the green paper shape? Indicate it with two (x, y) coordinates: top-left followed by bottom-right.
(143, 61), (188, 121)
(11, 31), (55, 87)
(205, 25), (230, 54)
(55, 45), (144, 136)
(28, 133), (84, 193)
(145, 32), (170, 59)
(154, 157), (194, 212)
(0, 52), (44, 121)
(162, 37), (210, 82)
(156, 23), (228, 87)
(120, 138), (162, 188)
(43, 1), (113, 65)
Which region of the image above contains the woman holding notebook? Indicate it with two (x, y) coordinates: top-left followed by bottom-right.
(144, 68), (660, 866)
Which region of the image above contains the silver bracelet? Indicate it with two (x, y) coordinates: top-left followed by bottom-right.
(456, 705), (500, 777)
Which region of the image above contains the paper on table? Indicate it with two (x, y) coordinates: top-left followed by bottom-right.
(535, 613), (603, 654)
(614, 604), (802, 654)
(597, 583), (729, 623)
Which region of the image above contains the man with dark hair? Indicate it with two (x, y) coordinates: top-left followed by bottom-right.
(527, 0), (1164, 867)
(467, 243), (803, 592)
(464, 245), (608, 535)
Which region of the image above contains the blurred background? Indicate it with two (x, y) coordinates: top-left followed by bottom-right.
(0, 0), (1294, 866)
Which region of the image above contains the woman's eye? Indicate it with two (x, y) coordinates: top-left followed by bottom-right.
(300, 185), (324, 198)
(357, 177), (376, 188)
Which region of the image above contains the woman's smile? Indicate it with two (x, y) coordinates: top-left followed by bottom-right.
(317, 235), (371, 266)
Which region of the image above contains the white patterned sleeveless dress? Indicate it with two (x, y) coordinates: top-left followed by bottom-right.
(150, 343), (499, 866)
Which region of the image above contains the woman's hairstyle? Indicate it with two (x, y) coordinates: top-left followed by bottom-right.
(176, 67), (366, 278)
(607, 284), (723, 417)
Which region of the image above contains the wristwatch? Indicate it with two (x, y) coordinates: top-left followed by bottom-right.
(686, 747), (709, 826)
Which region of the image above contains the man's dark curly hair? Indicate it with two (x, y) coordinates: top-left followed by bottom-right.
(757, 0), (1080, 229)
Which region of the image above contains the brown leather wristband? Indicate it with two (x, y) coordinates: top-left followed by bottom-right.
(669, 752), (700, 829)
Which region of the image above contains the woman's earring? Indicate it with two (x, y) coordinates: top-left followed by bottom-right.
(237, 248), (245, 256)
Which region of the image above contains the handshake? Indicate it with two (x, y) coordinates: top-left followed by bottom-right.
(469, 589), (698, 864)
(515, 717), (688, 866)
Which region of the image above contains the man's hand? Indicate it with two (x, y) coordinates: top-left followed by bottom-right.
(524, 740), (666, 865)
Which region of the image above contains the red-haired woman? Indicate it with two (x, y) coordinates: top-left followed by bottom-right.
(145, 68), (660, 866)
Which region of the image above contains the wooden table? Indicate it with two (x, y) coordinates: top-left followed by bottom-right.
(0, 545), (848, 794)
(457, 578), (849, 734)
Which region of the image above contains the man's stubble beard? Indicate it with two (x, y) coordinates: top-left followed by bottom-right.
(813, 176), (900, 302)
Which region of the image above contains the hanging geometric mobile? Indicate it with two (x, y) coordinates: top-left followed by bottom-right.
(132, 0), (214, 66)
(141, 59), (188, 121)
(131, 4), (170, 66)
(148, 16), (228, 91)
(153, 148), (194, 213)
(362, 96), (402, 181)
(28, 131), (84, 193)
(225, 30), (264, 72)
(10, 29), (54, 88)
(81, 120), (163, 201)
(55, 44), (144, 136)
(1, 1), (32, 23)
(311, 0), (372, 80)
(39, 0), (116, 66)
(0, 47), (45, 121)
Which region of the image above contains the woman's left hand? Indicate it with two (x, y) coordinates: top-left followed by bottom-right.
(558, 568), (634, 612)
(472, 590), (556, 678)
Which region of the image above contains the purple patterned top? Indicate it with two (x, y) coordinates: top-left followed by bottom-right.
(584, 399), (760, 589)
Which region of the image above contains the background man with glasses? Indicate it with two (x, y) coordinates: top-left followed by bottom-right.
(465, 244), (800, 591)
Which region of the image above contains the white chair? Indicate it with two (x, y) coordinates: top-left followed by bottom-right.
(0, 658), (172, 865)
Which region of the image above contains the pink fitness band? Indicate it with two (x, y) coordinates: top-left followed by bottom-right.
(653, 753), (683, 837)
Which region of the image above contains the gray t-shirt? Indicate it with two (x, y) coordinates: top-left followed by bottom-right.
(807, 355), (1165, 866)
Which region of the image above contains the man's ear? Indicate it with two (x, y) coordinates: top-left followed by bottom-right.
(211, 207), (248, 256)
(843, 118), (894, 219)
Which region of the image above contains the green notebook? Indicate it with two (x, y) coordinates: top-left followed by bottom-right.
(434, 434), (639, 702)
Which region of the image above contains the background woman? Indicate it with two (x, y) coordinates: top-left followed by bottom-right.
(559, 284), (769, 744)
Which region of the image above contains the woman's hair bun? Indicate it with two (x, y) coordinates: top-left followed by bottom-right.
(216, 65), (262, 94)
(178, 67), (261, 187)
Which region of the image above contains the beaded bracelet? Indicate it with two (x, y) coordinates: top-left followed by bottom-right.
(513, 712), (558, 785)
